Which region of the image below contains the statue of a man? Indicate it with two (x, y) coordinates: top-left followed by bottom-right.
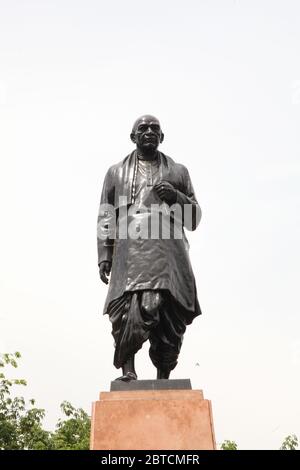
(97, 115), (201, 381)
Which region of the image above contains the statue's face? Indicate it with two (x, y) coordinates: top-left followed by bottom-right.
(131, 115), (164, 151)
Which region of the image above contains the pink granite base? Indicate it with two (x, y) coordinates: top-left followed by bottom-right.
(90, 389), (216, 450)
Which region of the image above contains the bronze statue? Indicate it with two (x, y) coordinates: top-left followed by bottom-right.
(97, 115), (201, 381)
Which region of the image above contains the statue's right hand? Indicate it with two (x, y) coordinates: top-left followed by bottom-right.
(99, 261), (112, 285)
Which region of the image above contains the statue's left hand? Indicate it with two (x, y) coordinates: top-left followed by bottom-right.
(154, 180), (177, 205)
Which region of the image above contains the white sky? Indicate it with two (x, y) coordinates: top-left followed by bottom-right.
(1, 0), (300, 450)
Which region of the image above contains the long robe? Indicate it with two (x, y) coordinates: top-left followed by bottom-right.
(97, 150), (202, 317)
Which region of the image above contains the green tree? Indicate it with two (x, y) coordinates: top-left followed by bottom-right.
(220, 439), (238, 450)
(51, 401), (90, 450)
(0, 352), (51, 450)
(0, 352), (91, 450)
(280, 434), (298, 450)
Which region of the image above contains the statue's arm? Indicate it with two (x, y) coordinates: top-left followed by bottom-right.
(175, 166), (202, 231)
(97, 167), (116, 283)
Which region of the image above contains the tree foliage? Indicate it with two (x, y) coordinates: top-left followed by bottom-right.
(220, 439), (238, 450)
(0, 352), (51, 450)
(50, 401), (90, 450)
(0, 352), (90, 450)
(280, 434), (298, 450)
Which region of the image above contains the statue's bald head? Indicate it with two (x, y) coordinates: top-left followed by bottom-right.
(131, 115), (161, 134)
(130, 115), (164, 150)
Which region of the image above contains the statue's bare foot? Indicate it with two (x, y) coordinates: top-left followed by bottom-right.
(115, 371), (137, 382)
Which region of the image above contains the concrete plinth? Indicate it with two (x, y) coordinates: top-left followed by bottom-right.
(90, 382), (216, 450)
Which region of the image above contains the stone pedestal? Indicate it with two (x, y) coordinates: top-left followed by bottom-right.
(90, 380), (216, 450)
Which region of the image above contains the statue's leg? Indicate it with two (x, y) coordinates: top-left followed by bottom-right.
(117, 355), (137, 381)
(149, 294), (187, 380)
(109, 293), (140, 381)
(115, 351), (139, 381)
(156, 367), (171, 379)
(149, 332), (178, 380)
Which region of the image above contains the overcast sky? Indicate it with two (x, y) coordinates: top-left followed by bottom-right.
(1, 0), (300, 450)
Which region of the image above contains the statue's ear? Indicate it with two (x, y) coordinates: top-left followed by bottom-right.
(160, 132), (165, 143)
(130, 132), (136, 143)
